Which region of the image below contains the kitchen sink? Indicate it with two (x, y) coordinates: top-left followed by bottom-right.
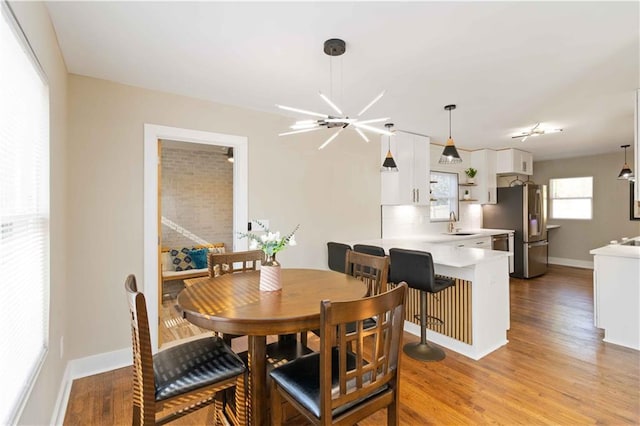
(621, 240), (640, 246)
(444, 232), (476, 236)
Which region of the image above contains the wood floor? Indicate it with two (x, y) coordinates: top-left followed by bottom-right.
(64, 265), (640, 425)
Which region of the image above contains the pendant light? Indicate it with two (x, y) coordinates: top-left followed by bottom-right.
(381, 123), (398, 172)
(617, 144), (632, 179)
(277, 39), (391, 150)
(439, 104), (462, 164)
(227, 147), (234, 163)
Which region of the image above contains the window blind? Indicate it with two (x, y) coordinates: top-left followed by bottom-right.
(549, 177), (593, 220)
(0, 2), (50, 424)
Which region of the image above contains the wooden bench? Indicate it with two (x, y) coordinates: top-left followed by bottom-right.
(161, 243), (225, 282)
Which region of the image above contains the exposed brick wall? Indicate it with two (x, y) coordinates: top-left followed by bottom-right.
(161, 146), (233, 249)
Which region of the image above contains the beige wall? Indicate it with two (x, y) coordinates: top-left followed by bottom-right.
(65, 74), (381, 361)
(161, 146), (234, 249)
(533, 152), (640, 263)
(10, 2), (69, 425)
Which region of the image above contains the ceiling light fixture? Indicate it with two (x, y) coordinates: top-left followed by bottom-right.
(381, 123), (398, 172)
(512, 122), (563, 142)
(227, 147), (234, 163)
(439, 104), (462, 164)
(617, 144), (633, 179)
(276, 38), (391, 150)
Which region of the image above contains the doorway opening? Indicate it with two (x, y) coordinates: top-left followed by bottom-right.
(144, 124), (248, 352)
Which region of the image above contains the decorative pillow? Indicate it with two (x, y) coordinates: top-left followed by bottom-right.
(170, 247), (196, 271)
(189, 248), (208, 269)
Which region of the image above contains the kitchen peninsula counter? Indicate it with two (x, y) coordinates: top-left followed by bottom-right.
(590, 238), (640, 350)
(353, 238), (512, 360)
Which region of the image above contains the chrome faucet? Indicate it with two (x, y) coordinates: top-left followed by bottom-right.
(448, 211), (458, 233)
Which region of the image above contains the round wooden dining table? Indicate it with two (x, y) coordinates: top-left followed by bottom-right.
(178, 268), (367, 426)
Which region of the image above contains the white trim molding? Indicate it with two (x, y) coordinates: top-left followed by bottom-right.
(50, 348), (131, 425)
(548, 257), (593, 269)
(143, 124), (248, 352)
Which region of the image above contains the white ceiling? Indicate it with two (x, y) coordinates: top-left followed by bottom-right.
(46, 1), (639, 161)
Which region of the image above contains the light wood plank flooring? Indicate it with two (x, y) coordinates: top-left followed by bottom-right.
(64, 265), (640, 425)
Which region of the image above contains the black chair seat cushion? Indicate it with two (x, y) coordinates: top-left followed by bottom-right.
(153, 336), (245, 401)
(269, 348), (388, 419)
(433, 276), (456, 293)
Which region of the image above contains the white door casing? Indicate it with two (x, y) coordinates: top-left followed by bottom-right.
(144, 124), (248, 351)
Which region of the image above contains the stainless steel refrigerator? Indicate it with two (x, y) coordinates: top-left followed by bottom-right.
(483, 184), (548, 278)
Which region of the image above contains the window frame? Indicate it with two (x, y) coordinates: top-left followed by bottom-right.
(430, 170), (459, 222)
(0, 1), (51, 424)
(549, 176), (593, 220)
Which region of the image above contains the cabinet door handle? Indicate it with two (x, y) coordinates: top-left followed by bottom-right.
(416, 189), (419, 203)
(488, 191), (491, 202)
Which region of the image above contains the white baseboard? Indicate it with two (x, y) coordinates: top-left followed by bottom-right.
(548, 257), (593, 269)
(50, 348), (131, 425)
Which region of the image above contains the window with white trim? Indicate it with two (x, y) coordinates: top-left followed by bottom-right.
(0, 2), (50, 424)
(549, 177), (593, 220)
(430, 171), (459, 221)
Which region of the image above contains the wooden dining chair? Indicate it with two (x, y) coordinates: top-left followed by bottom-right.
(303, 250), (390, 347)
(269, 282), (407, 426)
(206, 250), (265, 345)
(208, 249), (264, 277)
(125, 274), (247, 425)
(346, 250), (389, 296)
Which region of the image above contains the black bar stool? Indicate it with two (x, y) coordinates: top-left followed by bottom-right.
(389, 248), (455, 361)
(353, 244), (385, 257)
(327, 242), (352, 273)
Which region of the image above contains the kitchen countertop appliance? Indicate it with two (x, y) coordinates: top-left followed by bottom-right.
(483, 184), (548, 278)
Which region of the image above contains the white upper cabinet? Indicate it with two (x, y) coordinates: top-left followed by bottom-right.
(496, 148), (533, 175)
(381, 131), (430, 205)
(470, 149), (497, 204)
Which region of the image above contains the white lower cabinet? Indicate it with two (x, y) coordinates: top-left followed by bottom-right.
(443, 236), (492, 249)
(591, 253), (640, 350)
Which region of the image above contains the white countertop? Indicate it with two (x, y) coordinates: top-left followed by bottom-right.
(352, 237), (512, 268)
(398, 228), (514, 244)
(590, 237), (640, 259)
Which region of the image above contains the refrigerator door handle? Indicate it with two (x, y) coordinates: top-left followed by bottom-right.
(527, 241), (549, 247)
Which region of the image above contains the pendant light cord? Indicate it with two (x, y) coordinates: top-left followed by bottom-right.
(449, 108), (452, 138)
(329, 48), (333, 101)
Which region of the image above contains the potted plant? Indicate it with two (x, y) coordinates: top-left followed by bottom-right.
(464, 167), (477, 184)
(463, 189), (471, 200)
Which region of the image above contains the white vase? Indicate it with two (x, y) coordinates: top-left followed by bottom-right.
(466, 177), (475, 184)
(260, 254), (282, 291)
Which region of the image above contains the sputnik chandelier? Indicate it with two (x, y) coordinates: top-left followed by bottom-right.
(277, 38), (392, 149)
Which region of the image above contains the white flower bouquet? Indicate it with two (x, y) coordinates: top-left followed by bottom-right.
(239, 221), (299, 257)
